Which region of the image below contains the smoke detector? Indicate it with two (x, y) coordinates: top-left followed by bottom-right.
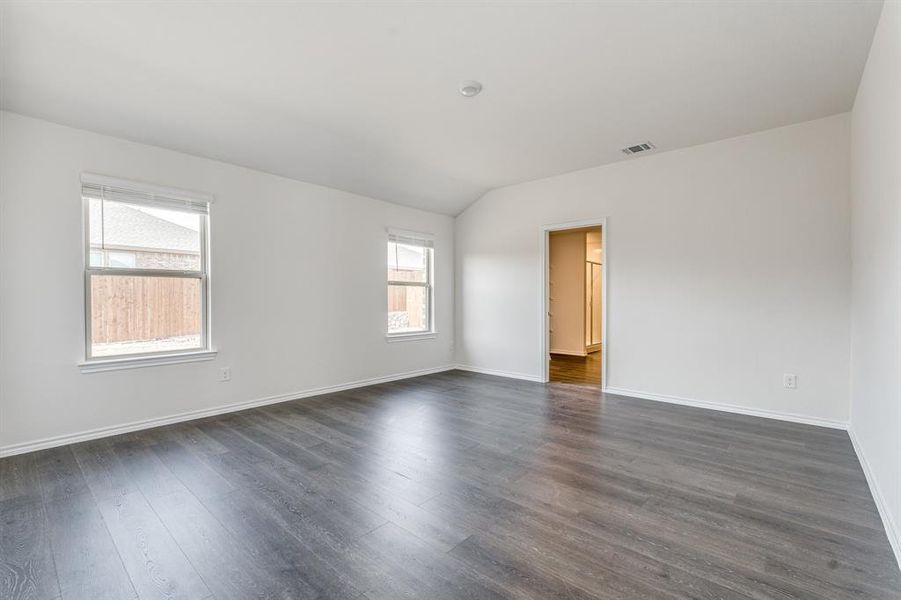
(459, 81), (483, 97)
(621, 142), (656, 156)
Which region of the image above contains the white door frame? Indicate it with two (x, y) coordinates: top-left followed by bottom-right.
(539, 217), (608, 389)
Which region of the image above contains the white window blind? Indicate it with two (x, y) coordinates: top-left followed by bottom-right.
(81, 173), (212, 215)
(387, 228), (434, 249)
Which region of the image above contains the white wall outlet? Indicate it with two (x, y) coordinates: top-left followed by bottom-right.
(219, 367), (231, 382)
(783, 373), (797, 389)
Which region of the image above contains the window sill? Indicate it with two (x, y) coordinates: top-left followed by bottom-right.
(385, 332), (437, 343)
(79, 350), (217, 374)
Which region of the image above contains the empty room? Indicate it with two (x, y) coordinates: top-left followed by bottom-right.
(1, 1), (900, 598)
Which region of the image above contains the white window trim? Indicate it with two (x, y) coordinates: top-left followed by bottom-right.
(80, 173), (214, 370)
(78, 350), (218, 374)
(385, 331), (437, 343)
(386, 229), (435, 339)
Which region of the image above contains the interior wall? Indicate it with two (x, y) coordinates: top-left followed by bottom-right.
(456, 113), (851, 424)
(0, 111), (455, 453)
(548, 230), (586, 355)
(849, 0), (901, 563)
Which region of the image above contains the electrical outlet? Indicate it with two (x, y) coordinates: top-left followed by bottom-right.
(219, 367), (231, 382)
(783, 373), (797, 389)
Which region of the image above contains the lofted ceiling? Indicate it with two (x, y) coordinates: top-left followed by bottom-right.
(0, 1), (882, 215)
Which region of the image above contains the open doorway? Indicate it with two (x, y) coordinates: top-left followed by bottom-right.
(545, 224), (605, 387)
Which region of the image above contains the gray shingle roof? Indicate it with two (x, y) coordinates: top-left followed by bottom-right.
(89, 202), (199, 253)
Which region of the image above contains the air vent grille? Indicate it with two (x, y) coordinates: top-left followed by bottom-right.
(621, 142), (656, 156)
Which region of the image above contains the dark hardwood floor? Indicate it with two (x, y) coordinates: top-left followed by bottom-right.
(1, 370), (898, 599)
(549, 351), (602, 386)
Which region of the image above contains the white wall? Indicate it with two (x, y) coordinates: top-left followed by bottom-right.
(849, 0), (901, 563)
(0, 111), (454, 453)
(456, 114), (851, 424)
(549, 230), (586, 355)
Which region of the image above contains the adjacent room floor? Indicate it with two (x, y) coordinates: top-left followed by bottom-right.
(549, 351), (602, 386)
(1, 370), (898, 599)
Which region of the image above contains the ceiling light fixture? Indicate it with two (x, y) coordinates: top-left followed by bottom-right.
(459, 80), (482, 97)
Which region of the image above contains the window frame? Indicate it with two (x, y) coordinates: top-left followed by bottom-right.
(81, 175), (213, 365)
(386, 232), (435, 339)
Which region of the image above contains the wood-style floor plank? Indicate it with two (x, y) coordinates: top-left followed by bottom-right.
(0, 453), (41, 503)
(44, 493), (137, 600)
(549, 352), (601, 385)
(94, 491), (212, 600)
(147, 489), (300, 600)
(0, 494), (60, 600)
(1, 370), (899, 599)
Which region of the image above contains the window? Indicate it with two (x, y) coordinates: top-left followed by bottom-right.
(387, 230), (434, 336)
(82, 175), (212, 362)
(107, 251), (137, 269)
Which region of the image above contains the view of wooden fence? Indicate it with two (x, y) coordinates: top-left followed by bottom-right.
(91, 275), (201, 343)
(387, 267), (428, 329)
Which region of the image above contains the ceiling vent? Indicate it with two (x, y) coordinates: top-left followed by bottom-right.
(621, 142), (656, 156)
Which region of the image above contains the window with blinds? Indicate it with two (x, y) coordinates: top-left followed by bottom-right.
(387, 229), (434, 336)
(81, 174), (212, 360)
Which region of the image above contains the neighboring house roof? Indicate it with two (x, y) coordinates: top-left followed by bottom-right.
(89, 202), (200, 253)
(388, 243), (427, 270)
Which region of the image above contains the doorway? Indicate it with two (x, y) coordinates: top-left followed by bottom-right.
(542, 221), (606, 387)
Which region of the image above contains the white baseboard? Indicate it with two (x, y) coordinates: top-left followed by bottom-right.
(453, 364), (545, 383)
(0, 365), (455, 458)
(848, 427), (901, 570)
(549, 349), (588, 357)
(602, 386), (849, 430)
